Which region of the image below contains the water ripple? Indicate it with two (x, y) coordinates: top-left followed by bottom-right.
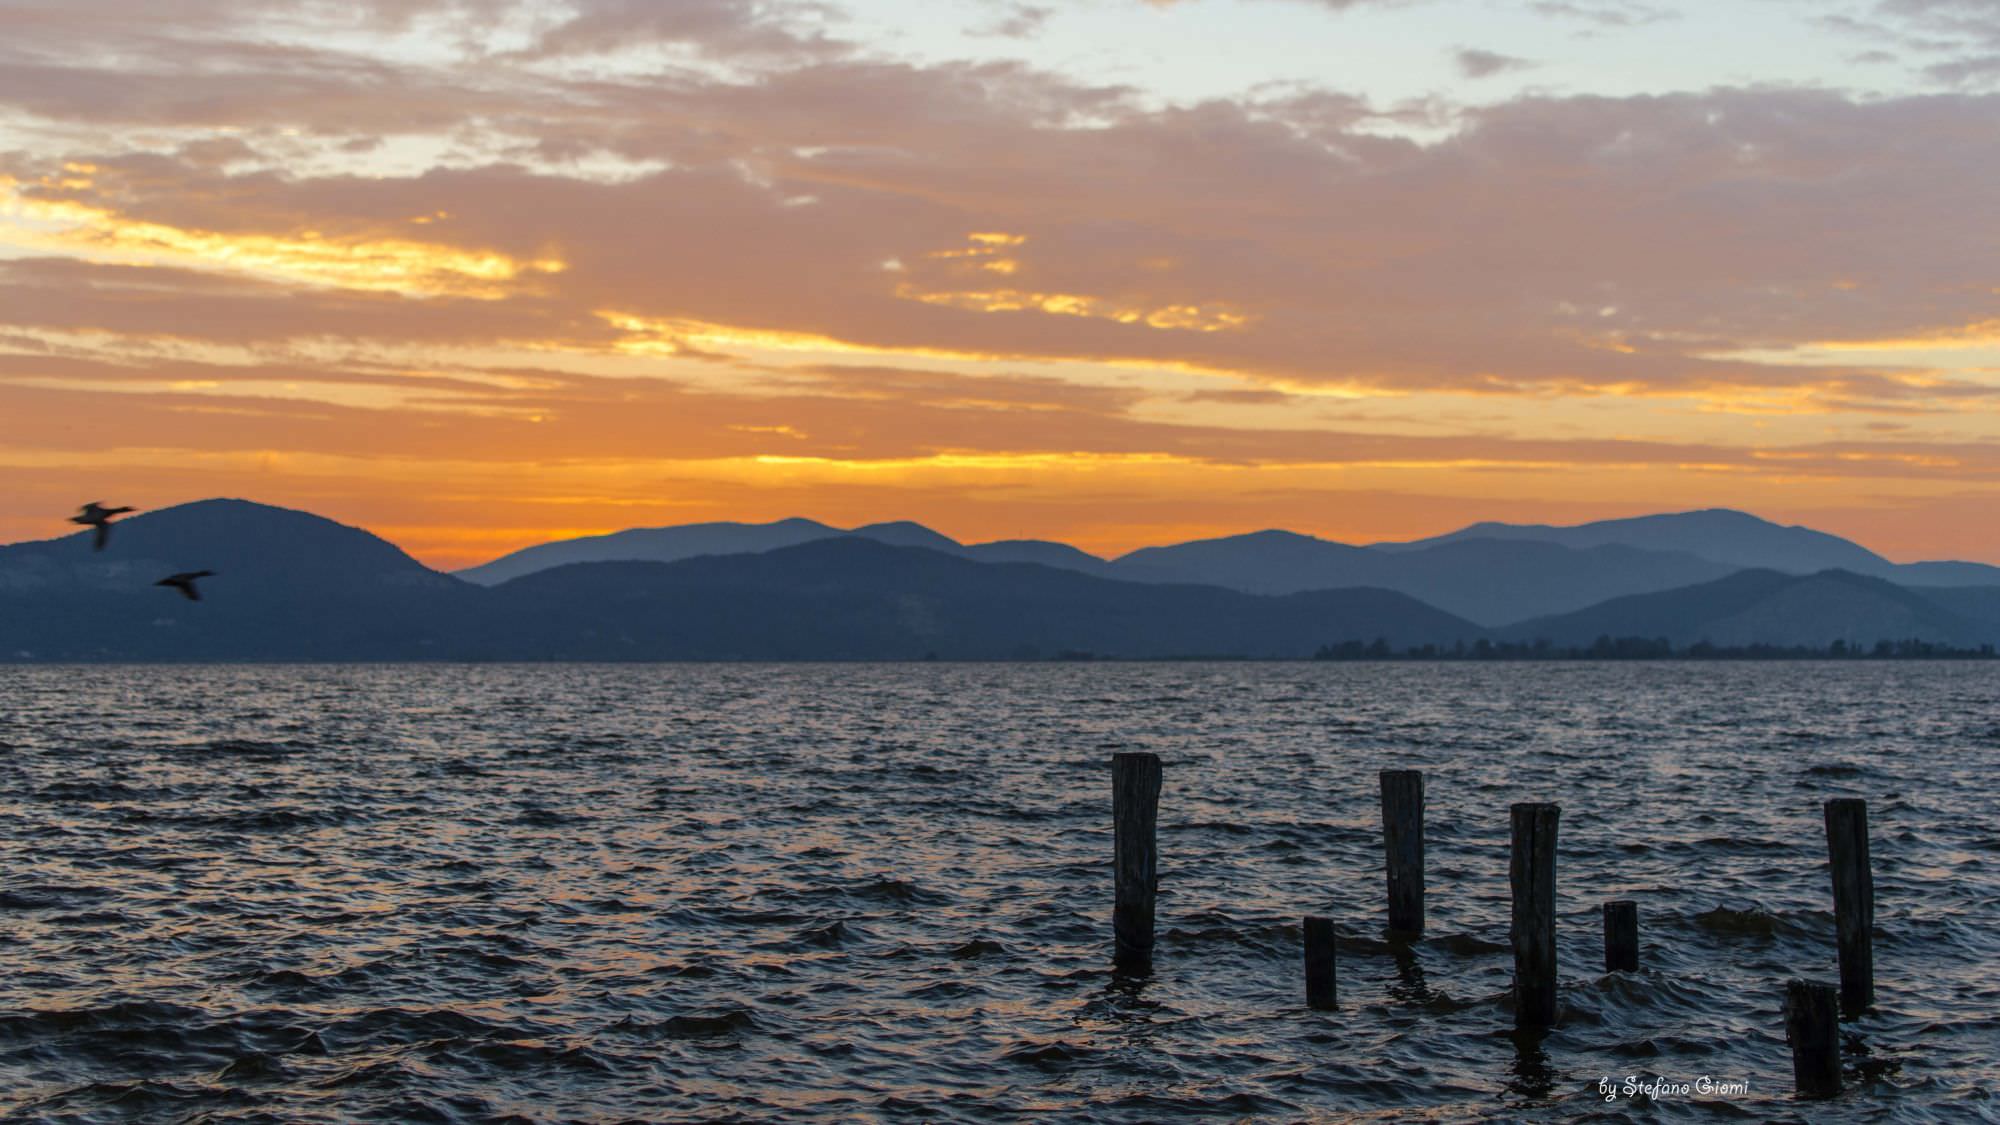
(0, 662), (1994, 1120)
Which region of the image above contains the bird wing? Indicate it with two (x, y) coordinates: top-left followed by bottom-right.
(93, 523), (109, 551)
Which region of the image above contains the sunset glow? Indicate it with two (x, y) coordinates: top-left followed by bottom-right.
(3, 0), (1999, 568)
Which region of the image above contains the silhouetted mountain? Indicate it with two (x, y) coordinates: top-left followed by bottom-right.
(487, 538), (1482, 660)
(459, 506), (2000, 616)
(1499, 569), (1995, 649)
(459, 516), (1125, 586)
(0, 499), (484, 660)
(0, 501), (1483, 660)
(1116, 530), (1369, 592)
(847, 520), (962, 551)
(960, 539), (1123, 576)
(1386, 509), (1886, 572)
(1111, 532), (1734, 624)
(1895, 562), (2000, 586)
(1382, 508), (2000, 587)
(8, 498), (1998, 661)
(1912, 586), (2000, 633)
(459, 517), (843, 586)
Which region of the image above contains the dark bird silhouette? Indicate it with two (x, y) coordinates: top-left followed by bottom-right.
(71, 502), (138, 551)
(155, 571), (217, 602)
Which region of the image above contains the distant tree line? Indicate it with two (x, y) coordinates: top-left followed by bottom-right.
(1312, 636), (2000, 661)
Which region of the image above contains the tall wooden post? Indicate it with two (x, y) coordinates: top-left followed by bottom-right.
(1784, 979), (1842, 1098)
(1302, 915), (1337, 1010)
(1823, 798), (1873, 1016)
(1380, 769), (1425, 936)
(1603, 900), (1638, 972)
(1510, 802), (1560, 1027)
(1112, 752), (1162, 972)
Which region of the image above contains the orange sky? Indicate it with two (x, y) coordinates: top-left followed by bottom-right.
(3, 0), (1999, 570)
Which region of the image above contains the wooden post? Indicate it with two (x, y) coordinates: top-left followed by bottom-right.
(1784, 979), (1842, 1098)
(1509, 802), (1560, 1027)
(1823, 798), (1873, 1016)
(1302, 915), (1337, 1010)
(1112, 752), (1162, 971)
(1603, 900), (1638, 972)
(1380, 769), (1425, 936)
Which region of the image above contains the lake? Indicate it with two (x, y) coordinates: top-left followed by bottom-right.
(1, 663), (1995, 1121)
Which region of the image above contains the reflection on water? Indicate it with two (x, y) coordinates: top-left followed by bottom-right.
(0, 662), (1997, 1121)
(1506, 1028), (1558, 1102)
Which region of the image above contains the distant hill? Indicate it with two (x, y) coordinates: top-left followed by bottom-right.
(486, 538), (1484, 660)
(0, 499), (485, 660)
(846, 520), (961, 552)
(457, 507), (2000, 622)
(0, 501), (1484, 660)
(457, 517), (845, 586)
(1382, 509), (1887, 572)
(1911, 586), (2000, 634)
(1380, 508), (2000, 587)
(458, 517), (1124, 586)
(1114, 530), (1371, 593)
(1499, 569), (1997, 649)
(953, 538), (1114, 572)
(6, 498), (1999, 660)
(1895, 562), (2000, 586)
(1111, 532), (1736, 624)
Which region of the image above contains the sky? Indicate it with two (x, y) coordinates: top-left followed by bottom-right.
(2, 0), (1999, 568)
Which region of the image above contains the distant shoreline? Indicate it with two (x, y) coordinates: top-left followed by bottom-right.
(1313, 636), (1999, 661)
(3, 653), (1997, 666)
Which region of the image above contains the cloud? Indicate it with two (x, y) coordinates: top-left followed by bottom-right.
(517, 0), (849, 61)
(1528, 1), (1673, 29)
(1824, 1), (2000, 88)
(4, 63), (1999, 407)
(3, 0), (2000, 562)
(978, 4), (1052, 39)
(1879, 0), (2000, 45)
(7, 76), (2000, 401)
(1925, 53), (2000, 85)
(1454, 48), (1537, 79)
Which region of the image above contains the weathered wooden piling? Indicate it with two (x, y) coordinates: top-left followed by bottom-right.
(1823, 798), (1873, 1016)
(1509, 802), (1561, 1027)
(1784, 979), (1842, 1098)
(1303, 915), (1338, 1010)
(1603, 900), (1638, 972)
(1112, 751), (1163, 971)
(1380, 769), (1425, 936)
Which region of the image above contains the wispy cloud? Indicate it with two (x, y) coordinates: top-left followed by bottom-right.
(1, 0), (1998, 563)
(1454, 48), (1536, 78)
(1527, 1), (1674, 29)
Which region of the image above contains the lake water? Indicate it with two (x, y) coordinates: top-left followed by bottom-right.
(1, 663), (1996, 1121)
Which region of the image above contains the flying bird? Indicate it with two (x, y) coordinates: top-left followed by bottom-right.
(155, 571), (217, 602)
(71, 502), (138, 551)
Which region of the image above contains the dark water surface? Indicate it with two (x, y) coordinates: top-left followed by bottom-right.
(2, 663), (1997, 1122)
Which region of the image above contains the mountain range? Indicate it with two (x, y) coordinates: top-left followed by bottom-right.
(1, 498), (1996, 661)
(459, 507), (2000, 626)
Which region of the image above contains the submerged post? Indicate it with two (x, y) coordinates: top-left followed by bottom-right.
(1510, 802), (1560, 1028)
(1303, 915), (1338, 1010)
(1603, 900), (1638, 972)
(1784, 979), (1842, 1098)
(1823, 798), (1873, 1016)
(1380, 769), (1425, 936)
(1112, 752), (1163, 972)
